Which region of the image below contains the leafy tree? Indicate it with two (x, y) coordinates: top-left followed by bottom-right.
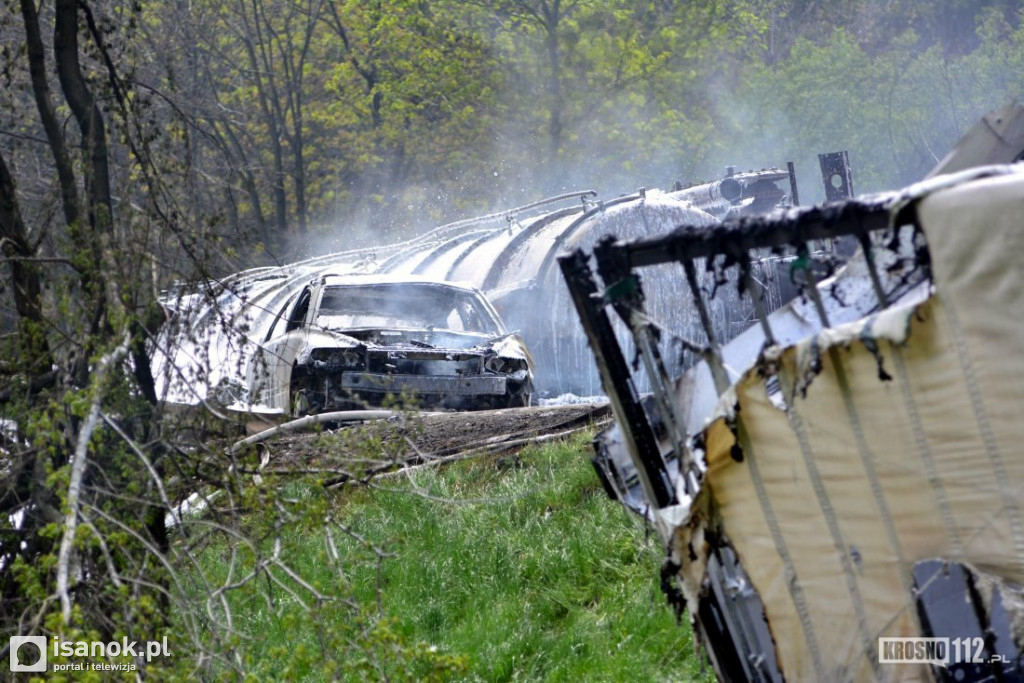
(2, 0), (175, 658)
(316, 0), (502, 231)
(145, 0), (502, 254)
(702, 3), (1023, 200)
(0, 3), (501, 673)
(454, 0), (768, 195)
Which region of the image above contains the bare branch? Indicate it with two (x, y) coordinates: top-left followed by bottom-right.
(55, 333), (130, 624)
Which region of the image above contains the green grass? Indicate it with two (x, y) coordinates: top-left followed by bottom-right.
(189, 430), (709, 681)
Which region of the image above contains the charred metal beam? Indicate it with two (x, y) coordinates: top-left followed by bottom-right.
(857, 231), (890, 310)
(593, 237), (690, 484)
(558, 249), (676, 509)
(615, 198), (892, 270)
(741, 260), (776, 346)
(795, 244), (831, 328)
(787, 161), (800, 207)
(682, 259), (730, 394)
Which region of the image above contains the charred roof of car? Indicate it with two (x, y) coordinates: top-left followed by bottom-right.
(314, 272), (485, 292)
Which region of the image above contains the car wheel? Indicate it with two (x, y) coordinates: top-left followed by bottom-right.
(292, 390), (314, 417)
(502, 392), (521, 408)
(504, 382), (533, 408)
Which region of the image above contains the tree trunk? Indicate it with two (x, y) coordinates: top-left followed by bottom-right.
(19, 0), (82, 231)
(542, 0), (564, 163)
(0, 150), (51, 371)
(54, 0), (118, 333)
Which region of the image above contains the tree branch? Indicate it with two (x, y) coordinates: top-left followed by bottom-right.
(55, 333), (130, 624)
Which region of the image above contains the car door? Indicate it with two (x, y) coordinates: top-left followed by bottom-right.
(251, 286), (315, 411)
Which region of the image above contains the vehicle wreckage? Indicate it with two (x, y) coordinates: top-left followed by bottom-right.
(149, 102), (1024, 676)
(246, 275), (534, 415)
(559, 141), (1024, 679)
(153, 166), (799, 410)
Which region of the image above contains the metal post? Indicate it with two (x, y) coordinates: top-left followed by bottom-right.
(819, 151), (854, 202)
(558, 249), (676, 508)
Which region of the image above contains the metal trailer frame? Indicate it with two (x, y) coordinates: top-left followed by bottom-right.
(557, 163), (1024, 681)
(558, 194), (918, 682)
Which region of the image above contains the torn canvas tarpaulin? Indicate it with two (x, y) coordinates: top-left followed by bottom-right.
(699, 293), (1024, 679)
(563, 164), (1024, 682)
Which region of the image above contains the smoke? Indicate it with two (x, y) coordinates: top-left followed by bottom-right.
(693, 16), (1024, 205)
(155, 2), (1024, 410)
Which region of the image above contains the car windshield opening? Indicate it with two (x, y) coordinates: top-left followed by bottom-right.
(316, 284), (498, 334)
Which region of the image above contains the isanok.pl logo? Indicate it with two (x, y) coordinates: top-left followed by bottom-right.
(9, 634), (170, 673)
(9, 635), (47, 673)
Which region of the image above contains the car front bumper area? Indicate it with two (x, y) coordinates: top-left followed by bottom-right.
(340, 371), (507, 397)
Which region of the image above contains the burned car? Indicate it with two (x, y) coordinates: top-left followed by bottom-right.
(248, 275), (534, 415)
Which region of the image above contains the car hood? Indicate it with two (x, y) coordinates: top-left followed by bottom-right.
(307, 326), (504, 351)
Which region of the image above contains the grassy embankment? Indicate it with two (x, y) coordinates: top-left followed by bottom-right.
(192, 428), (709, 681)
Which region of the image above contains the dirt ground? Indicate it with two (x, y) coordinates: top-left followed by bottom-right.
(393, 403), (610, 454)
(261, 403), (612, 470)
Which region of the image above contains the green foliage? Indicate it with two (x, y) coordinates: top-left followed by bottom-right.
(187, 431), (708, 681)
(120, 0), (1024, 252)
(704, 7), (1024, 200)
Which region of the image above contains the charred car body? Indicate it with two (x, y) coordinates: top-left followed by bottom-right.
(248, 275), (533, 415)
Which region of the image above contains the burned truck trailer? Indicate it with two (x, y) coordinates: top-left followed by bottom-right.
(559, 164), (1024, 681)
(156, 168), (806, 408)
(368, 169), (799, 397)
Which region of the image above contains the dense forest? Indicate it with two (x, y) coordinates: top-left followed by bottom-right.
(4, 1), (1023, 264)
(0, 0), (1021, 678)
